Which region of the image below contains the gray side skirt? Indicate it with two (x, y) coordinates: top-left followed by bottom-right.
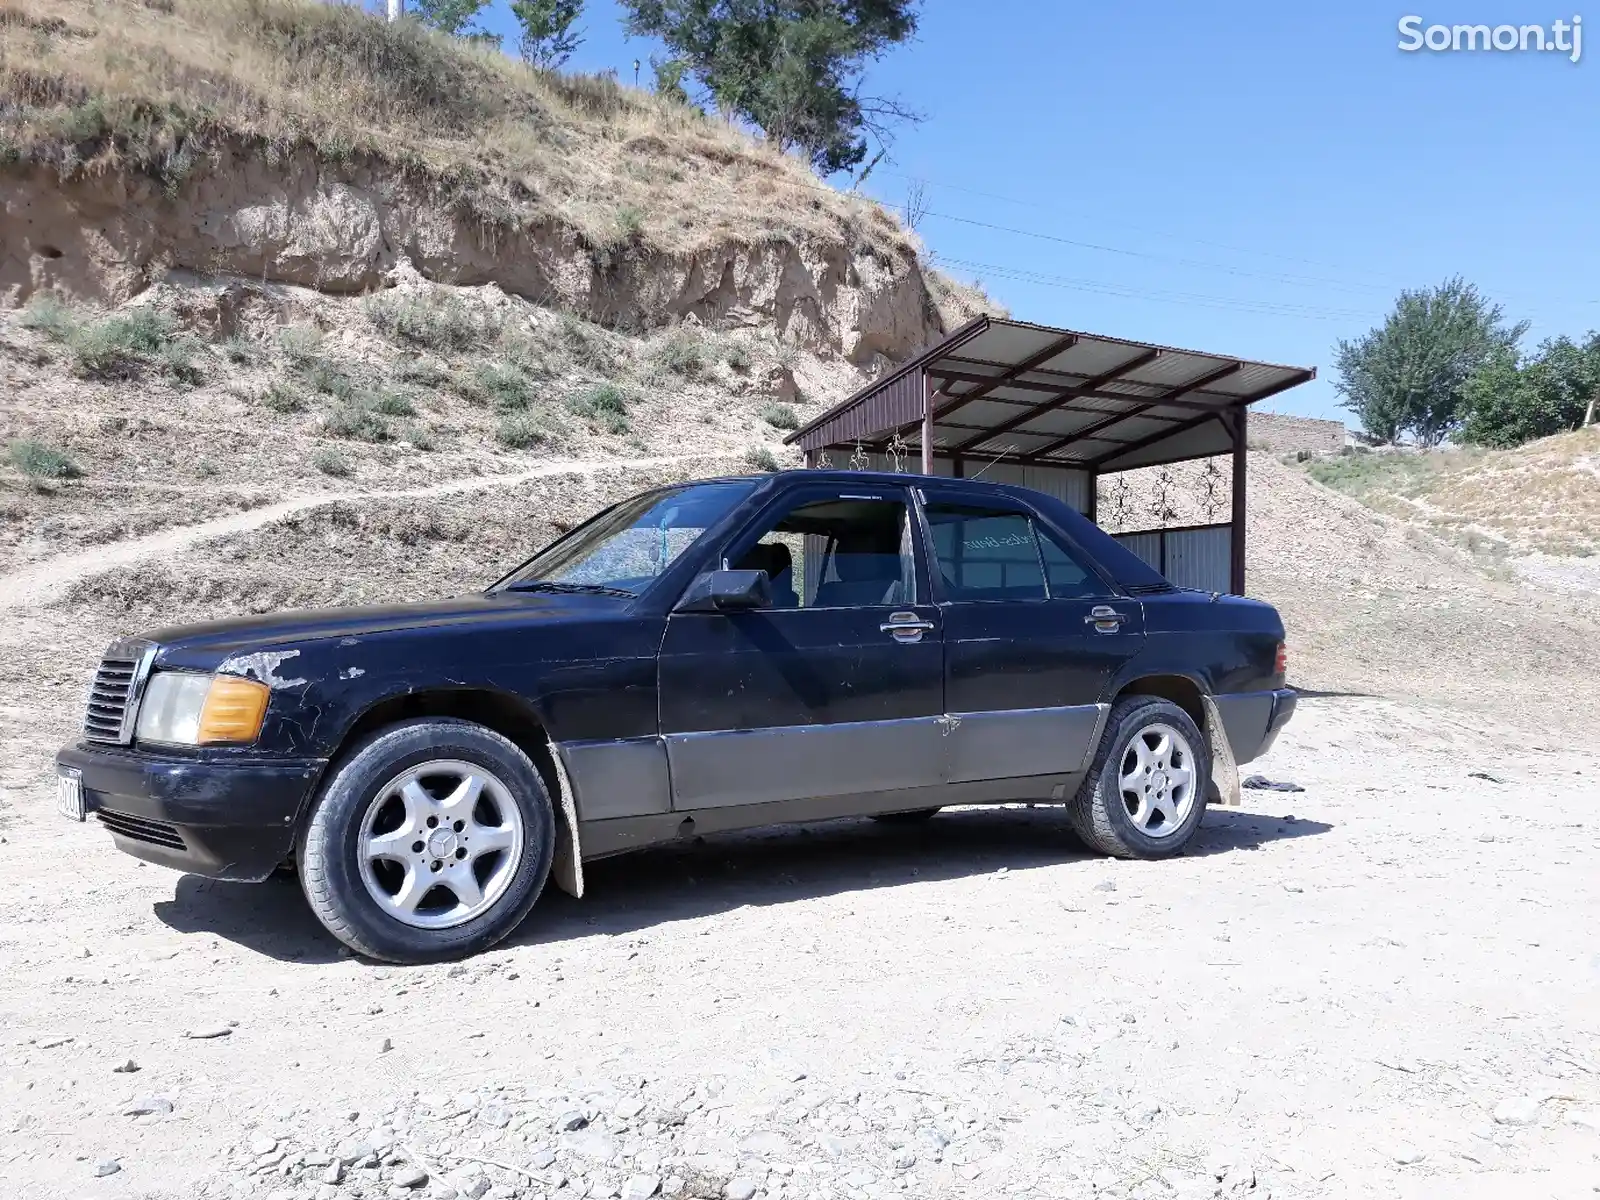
(580, 772), (1087, 862)
(665, 716), (944, 810)
(555, 702), (1107, 821)
(944, 705), (1106, 783)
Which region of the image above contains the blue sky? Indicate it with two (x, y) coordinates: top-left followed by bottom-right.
(451, 1), (1594, 420)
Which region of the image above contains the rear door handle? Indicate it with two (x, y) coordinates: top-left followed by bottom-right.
(881, 612), (935, 643)
(1085, 605), (1127, 633)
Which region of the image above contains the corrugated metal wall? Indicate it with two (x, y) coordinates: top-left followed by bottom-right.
(1112, 524), (1233, 593)
(1113, 531), (1163, 573)
(827, 452), (1092, 514)
(1165, 526), (1232, 592)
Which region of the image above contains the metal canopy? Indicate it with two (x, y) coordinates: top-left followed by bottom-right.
(786, 316), (1316, 472)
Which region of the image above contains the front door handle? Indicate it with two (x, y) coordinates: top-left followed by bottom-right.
(1085, 605), (1127, 633)
(881, 612), (935, 643)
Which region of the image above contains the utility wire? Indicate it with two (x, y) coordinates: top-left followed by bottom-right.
(933, 255), (1374, 322)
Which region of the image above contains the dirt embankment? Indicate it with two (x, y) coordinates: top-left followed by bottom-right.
(1, 0), (989, 363)
(2, 146), (949, 366)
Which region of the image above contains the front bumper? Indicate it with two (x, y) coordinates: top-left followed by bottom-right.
(1213, 687), (1297, 766)
(56, 743), (327, 882)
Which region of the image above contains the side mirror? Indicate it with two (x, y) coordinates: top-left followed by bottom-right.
(677, 569), (772, 613)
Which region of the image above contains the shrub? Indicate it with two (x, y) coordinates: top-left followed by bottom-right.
(364, 291), (486, 352)
(497, 411), (550, 449)
(369, 387), (417, 417)
(615, 205), (645, 240)
(472, 363), (537, 412)
(726, 342), (752, 372)
(760, 402), (799, 430)
(499, 333), (552, 378)
(323, 401), (393, 443)
(261, 382), (307, 414)
(312, 447), (353, 477)
(218, 335), (255, 364)
(405, 424), (438, 451)
(297, 357), (355, 400)
(396, 359), (451, 388)
(655, 326), (706, 377)
(566, 382), (629, 418)
(277, 325), (324, 366)
(744, 446), (780, 473)
(18, 293), (78, 341)
(556, 313), (617, 373)
(67, 310), (177, 379)
(195, 459), (220, 478)
(8, 440), (83, 480)
(68, 323), (140, 379)
(156, 338), (204, 386)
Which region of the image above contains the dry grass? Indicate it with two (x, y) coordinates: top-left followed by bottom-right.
(1304, 430), (1600, 557)
(0, 0), (918, 261)
(0, 277), (830, 572)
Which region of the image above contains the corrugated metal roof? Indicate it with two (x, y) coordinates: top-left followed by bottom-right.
(788, 316), (1314, 471)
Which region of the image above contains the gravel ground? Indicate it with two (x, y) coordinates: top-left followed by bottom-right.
(2, 438), (1597, 1200)
(3, 695), (1598, 1200)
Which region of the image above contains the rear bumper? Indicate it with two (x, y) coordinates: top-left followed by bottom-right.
(56, 743), (326, 882)
(1212, 687), (1296, 766)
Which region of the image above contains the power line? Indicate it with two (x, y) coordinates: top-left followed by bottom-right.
(919, 210), (1394, 297)
(869, 167), (1416, 287)
(867, 169), (1599, 312)
(933, 255), (1375, 322)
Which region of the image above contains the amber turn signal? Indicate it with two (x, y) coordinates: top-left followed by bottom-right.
(196, 676), (271, 744)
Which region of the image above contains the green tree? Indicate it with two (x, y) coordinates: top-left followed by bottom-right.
(1332, 277), (1528, 446)
(411, 0), (489, 35)
(511, 0), (584, 68)
(1461, 333), (1600, 448)
(620, 0), (921, 174)
(651, 55), (691, 103)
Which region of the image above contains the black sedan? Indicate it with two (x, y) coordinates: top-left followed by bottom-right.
(57, 469), (1294, 962)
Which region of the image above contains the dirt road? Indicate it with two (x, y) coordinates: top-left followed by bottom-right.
(3, 693), (1597, 1200)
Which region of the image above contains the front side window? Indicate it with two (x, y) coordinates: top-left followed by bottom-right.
(496, 480), (755, 596)
(729, 494), (917, 609)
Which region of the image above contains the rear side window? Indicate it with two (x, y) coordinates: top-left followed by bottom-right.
(926, 501), (1109, 601)
(1037, 527), (1106, 599)
(925, 504), (1046, 601)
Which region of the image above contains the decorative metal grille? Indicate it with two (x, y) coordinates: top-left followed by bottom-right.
(1201, 457), (1226, 522)
(886, 431), (908, 473)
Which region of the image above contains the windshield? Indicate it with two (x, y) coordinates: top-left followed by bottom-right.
(494, 480), (756, 596)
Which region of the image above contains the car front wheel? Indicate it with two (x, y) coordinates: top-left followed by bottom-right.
(1068, 696), (1210, 859)
(299, 718), (555, 963)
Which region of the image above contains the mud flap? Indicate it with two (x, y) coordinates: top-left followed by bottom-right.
(1202, 694), (1242, 808)
(546, 740), (585, 899)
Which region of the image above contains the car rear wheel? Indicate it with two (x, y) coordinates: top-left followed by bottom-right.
(299, 718), (555, 963)
(1068, 696), (1209, 859)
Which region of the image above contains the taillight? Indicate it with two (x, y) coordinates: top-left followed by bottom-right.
(1274, 642), (1288, 677)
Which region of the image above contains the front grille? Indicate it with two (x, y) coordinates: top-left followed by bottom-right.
(83, 639), (155, 745)
(98, 810), (186, 851)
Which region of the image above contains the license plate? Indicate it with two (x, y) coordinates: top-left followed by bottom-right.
(57, 769), (85, 822)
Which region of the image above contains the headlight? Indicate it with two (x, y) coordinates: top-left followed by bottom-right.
(135, 673), (271, 746)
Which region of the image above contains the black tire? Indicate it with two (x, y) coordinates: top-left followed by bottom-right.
(298, 718), (555, 963)
(870, 808), (941, 823)
(1068, 696), (1210, 860)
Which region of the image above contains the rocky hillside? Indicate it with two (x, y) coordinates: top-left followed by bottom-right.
(1302, 430), (1600, 602)
(0, 0), (999, 588)
(0, 0), (986, 359)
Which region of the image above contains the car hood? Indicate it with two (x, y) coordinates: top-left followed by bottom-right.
(141, 592), (619, 663)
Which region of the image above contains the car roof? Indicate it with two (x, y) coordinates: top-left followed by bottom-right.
(687, 469), (1028, 493)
